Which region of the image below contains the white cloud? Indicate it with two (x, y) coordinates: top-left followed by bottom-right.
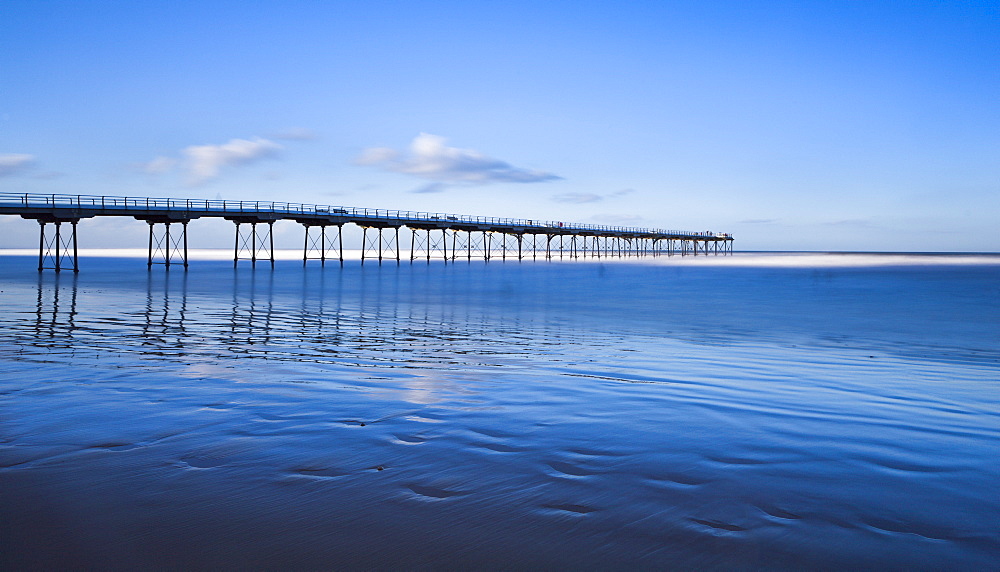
(0, 153), (34, 176)
(143, 156), (177, 174)
(356, 133), (561, 185)
(182, 137), (281, 185)
(551, 192), (603, 204)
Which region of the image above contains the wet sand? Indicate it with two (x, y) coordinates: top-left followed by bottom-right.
(2, 254), (998, 568)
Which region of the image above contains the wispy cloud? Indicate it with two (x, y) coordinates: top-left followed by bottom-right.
(738, 218), (778, 224)
(551, 188), (636, 204)
(183, 137), (281, 185)
(143, 156), (177, 175)
(551, 192), (603, 204)
(0, 153), (34, 177)
(357, 133), (561, 185)
(411, 182), (448, 194)
(824, 219), (874, 227)
(142, 138), (282, 185)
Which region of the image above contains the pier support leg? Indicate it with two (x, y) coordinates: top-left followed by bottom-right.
(269, 222), (275, 268)
(36, 219), (80, 273)
(394, 227), (400, 263)
(38, 221), (45, 272)
(361, 227), (368, 265)
(147, 221), (154, 269)
(70, 221), (79, 272)
(232, 220), (274, 268)
(233, 222), (240, 268)
(145, 221), (189, 270)
(303, 224), (343, 266)
(361, 226), (386, 265)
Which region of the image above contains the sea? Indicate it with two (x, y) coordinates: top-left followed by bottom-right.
(1, 251), (998, 569)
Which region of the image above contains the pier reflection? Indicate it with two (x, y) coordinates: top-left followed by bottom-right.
(33, 273), (78, 345)
(10, 265), (587, 383)
(141, 272), (188, 354)
(228, 269), (275, 351)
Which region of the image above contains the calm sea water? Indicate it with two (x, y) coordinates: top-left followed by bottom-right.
(1, 253), (998, 569)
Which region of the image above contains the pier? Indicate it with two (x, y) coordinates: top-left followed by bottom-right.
(0, 192), (733, 272)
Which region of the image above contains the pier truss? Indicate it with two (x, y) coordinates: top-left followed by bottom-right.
(29, 217), (79, 272)
(229, 218), (276, 268)
(139, 216), (190, 269)
(360, 225), (401, 264)
(299, 221), (344, 266)
(0, 192), (734, 272)
(409, 226), (449, 262)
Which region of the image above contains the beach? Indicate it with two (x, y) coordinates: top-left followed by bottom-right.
(2, 252), (998, 568)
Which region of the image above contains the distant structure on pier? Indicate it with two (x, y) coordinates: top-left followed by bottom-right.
(0, 193), (733, 272)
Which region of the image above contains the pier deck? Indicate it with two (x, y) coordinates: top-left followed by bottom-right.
(0, 192), (733, 271)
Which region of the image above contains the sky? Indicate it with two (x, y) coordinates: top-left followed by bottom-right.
(1, 0), (998, 251)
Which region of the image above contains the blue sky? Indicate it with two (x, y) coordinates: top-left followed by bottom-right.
(1, 0), (997, 251)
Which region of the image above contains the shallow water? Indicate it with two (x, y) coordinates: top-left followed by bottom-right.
(1, 253), (998, 569)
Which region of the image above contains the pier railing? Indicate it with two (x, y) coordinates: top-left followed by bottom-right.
(0, 192), (728, 238)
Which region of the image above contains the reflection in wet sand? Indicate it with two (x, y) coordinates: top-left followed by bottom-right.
(1, 257), (999, 569)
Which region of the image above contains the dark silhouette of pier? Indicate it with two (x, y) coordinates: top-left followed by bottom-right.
(0, 192), (733, 272)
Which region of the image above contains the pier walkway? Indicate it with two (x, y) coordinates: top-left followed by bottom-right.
(0, 192), (733, 272)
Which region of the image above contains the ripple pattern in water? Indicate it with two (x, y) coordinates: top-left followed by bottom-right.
(1, 255), (998, 569)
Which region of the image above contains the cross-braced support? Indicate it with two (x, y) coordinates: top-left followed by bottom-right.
(361, 226), (399, 265)
(36, 219), (79, 273)
(497, 232), (513, 261)
(146, 221), (188, 269)
(530, 234), (545, 260)
(469, 231), (488, 261)
(303, 224), (343, 266)
(587, 236), (599, 259)
(448, 229), (465, 261)
(482, 232), (493, 261)
(410, 228), (449, 263)
(233, 221), (274, 268)
(491, 232), (521, 261)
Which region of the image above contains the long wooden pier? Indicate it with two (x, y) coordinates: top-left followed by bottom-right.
(0, 192), (733, 272)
